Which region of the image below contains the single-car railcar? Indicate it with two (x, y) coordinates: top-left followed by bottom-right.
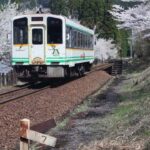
(12, 14), (94, 78)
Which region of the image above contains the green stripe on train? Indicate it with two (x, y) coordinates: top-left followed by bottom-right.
(12, 58), (29, 62)
(46, 58), (94, 63)
(46, 56), (94, 59)
(12, 58), (29, 60)
(12, 57), (94, 63)
(12, 61), (29, 63)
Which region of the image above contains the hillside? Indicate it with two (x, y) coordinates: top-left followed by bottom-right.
(41, 61), (150, 150)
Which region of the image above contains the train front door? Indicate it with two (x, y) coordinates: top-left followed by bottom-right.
(30, 27), (45, 65)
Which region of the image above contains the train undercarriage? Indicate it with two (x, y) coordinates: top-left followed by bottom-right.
(14, 63), (92, 80)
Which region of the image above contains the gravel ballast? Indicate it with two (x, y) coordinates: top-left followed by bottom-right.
(0, 71), (111, 150)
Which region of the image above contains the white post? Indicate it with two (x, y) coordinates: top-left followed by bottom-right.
(130, 29), (133, 58)
(20, 119), (30, 150)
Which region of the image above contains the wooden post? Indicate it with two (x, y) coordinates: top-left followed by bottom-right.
(4, 74), (7, 86)
(20, 119), (57, 149)
(7, 72), (11, 86)
(10, 70), (13, 85)
(13, 70), (17, 85)
(12, 70), (15, 85)
(20, 119), (30, 150)
(6, 73), (9, 86)
(0, 73), (2, 88)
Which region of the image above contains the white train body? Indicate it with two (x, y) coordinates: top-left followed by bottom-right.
(12, 14), (94, 78)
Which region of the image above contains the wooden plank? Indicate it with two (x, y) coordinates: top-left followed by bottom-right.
(31, 119), (56, 133)
(26, 130), (57, 147)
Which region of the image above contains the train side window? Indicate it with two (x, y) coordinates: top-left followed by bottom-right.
(71, 30), (75, 47)
(87, 35), (89, 49)
(79, 32), (81, 48)
(76, 32), (78, 48)
(82, 34), (84, 49)
(66, 27), (71, 48)
(86, 35), (88, 49)
(90, 35), (93, 49)
(74, 31), (76, 48)
(78, 32), (81, 48)
(88, 36), (90, 49)
(72, 30), (74, 48)
(84, 34), (86, 49)
(88, 35), (91, 49)
(13, 17), (28, 44)
(76, 31), (78, 48)
(82, 33), (84, 49)
(47, 17), (62, 44)
(81, 33), (83, 48)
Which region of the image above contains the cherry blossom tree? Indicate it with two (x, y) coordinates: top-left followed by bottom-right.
(0, 2), (17, 55)
(94, 38), (118, 61)
(0, 1), (34, 62)
(111, 0), (150, 59)
(111, 0), (150, 38)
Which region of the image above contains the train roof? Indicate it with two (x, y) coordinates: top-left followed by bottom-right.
(65, 17), (94, 35)
(13, 13), (94, 35)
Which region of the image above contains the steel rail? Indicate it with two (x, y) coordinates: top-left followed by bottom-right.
(0, 63), (112, 105)
(0, 86), (50, 105)
(87, 63), (113, 74)
(0, 85), (30, 96)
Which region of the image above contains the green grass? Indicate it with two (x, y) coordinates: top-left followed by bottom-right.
(99, 68), (150, 144)
(143, 130), (150, 137)
(55, 118), (70, 130)
(113, 103), (135, 120)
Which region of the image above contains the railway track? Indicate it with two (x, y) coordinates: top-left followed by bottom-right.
(91, 63), (112, 72)
(0, 83), (50, 105)
(0, 63), (112, 105)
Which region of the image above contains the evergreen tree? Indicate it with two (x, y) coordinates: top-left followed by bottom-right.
(49, 0), (68, 16)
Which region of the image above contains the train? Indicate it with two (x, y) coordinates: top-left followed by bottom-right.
(12, 13), (94, 78)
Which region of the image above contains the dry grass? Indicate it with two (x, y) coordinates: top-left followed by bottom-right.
(78, 65), (150, 150)
(78, 139), (144, 150)
(132, 66), (150, 87)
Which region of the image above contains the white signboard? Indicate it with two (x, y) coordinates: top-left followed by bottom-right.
(27, 130), (57, 147)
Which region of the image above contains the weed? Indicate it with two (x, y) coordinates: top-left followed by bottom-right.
(113, 103), (135, 120)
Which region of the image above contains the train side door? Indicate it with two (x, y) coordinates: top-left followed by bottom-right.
(30, 27), (45, 64)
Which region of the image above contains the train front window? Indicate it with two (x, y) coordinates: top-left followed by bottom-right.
(13, 18), (28, 44)
(47, 17), (62, 44)
(32, 29), (43, 45)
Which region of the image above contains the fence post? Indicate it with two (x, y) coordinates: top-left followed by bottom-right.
(6, 73), (9, 86)
(2, 73), (5, 86)
(20, 119), (30, 150)
(0, 73), (1, 88)
(13, 70), (17, 85)
(10, 70), (14, 85)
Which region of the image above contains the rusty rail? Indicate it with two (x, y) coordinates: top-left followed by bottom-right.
(0, 85), (50, 105)
(90, 63), (113, 74)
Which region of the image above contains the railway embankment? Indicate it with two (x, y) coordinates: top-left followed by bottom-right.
(31, 61), (150, 150)
(0, 70), (111, 150)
